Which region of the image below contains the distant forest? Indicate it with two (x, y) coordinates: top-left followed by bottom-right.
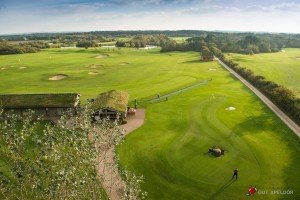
(1, 30), (300, 55)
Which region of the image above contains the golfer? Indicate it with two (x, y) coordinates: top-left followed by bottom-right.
(232, 169), (238, 180)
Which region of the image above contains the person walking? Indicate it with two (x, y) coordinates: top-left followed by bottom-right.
(232, 168), (238, 180)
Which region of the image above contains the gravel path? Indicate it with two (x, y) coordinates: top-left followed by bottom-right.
(216, 58), (300, 137)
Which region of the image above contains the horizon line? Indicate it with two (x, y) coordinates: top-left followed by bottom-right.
(1, 29), (300, 36)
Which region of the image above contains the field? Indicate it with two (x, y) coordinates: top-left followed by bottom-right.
(1, 48), (300, 199)
(226, 48), (300, 97)
(170, 37), (190, 43)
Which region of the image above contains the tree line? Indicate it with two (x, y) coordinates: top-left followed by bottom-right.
(160, 34), (284, 55)
(115, 35), (172, 48)
(0, 41), (49, 55)
(76, 40), (99, 49)
(218, 54), (300, 125)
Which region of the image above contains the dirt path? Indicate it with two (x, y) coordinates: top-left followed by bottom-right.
(98, 109), (145, 200)
(121, 109), (145, 134)
(216, 58), (300, 137)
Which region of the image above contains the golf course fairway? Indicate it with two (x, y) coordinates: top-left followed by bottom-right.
(0, 48), (299, 199)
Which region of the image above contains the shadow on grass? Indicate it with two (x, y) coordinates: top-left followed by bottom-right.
(181, 59), (207, 64)
(209, 178), (236, 200)
(231, 113), (278, 136)
(49, 49), (107, 54)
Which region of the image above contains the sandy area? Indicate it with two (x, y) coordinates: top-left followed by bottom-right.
(226, 106), (236, 111)
(209, 68), (217, 71)
(96, 54), (109, 59)
(297, 57), (300, 60)
(102, 45), (116, 48)
(88, 71), (99, 75)
(90, 64), (103, 69)
(49, 74), (68, 80)
(1, 67), (6, 70)
(98, 109), (145, 200)
(19, 67), (27, 69)
(139, 45), (158, 50)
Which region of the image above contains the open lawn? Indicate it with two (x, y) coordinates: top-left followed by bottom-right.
(226, 48), (300, 97)
(0, 48), (299, 199)
(0, 48), (204, 101)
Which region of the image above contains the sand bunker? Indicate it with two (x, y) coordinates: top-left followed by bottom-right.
(226, 107), (236, 111)
(49, 74), (68, 80)
(120, 62), (129, 66)
(1, 67), (6, 70)
(209, 68), (217, 71)
(297, 57), (300, 60)
(96, 54), (109, 59)
(19, 67), (27, 69)
(88, 71), (99, 75)
(139, 45), (158, 50)
(90, 64), (103, 69)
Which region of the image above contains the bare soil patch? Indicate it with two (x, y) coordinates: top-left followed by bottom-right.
(88, 71), (99, 75)
(121, 109), (145, 134)
(96, 54), (109, 59)
(1, 67), (6, 70)
(98, 109), (145, 200)
(49, 74), (68, 81)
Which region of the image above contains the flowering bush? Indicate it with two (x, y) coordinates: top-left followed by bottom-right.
(0, 108), (146, 200)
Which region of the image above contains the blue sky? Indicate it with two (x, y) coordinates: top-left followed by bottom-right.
(0, 0), (300, 34)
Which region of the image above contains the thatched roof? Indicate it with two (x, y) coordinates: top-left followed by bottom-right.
(90, 90), (129, 113)
(0, 93), (79, 108)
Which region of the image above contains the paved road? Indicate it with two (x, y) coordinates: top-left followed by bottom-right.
(216, 58), (300, 137)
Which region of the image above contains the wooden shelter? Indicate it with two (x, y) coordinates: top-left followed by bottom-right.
(90, 90), (129, 122)
(0, 93), (80, 117)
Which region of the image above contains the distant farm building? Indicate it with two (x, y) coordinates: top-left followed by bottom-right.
(0, 93), (80, 117)
(90, 90), (129, 122)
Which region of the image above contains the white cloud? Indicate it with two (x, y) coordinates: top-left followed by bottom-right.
(0, 1), (300, 34)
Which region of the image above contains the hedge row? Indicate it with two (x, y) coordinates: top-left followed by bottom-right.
(218, 54), (300, 126)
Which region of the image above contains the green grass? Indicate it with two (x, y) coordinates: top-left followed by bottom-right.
(117, 58), (300, 199)
(0, 48), (208, 102)
(226, 48), (300, 97)
(171, 37), (190, 43)
(0, 48), (299, 199)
